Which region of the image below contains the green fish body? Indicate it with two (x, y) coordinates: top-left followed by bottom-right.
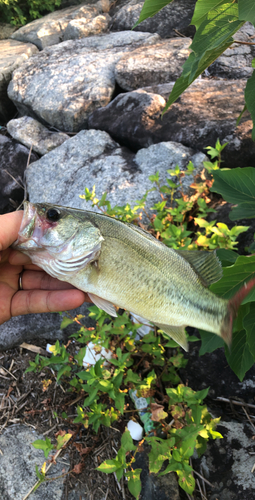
(13, 202), (251, 350)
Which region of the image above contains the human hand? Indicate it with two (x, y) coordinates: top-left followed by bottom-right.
(0, 211), (90, 325)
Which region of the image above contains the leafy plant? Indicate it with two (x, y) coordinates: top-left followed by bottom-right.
(197, 167), (255, 380)
(26, 153), (244, 498)
(134, 0), (255, 137)
(27, 312), (221, 498)
(0, 0), (61, 25)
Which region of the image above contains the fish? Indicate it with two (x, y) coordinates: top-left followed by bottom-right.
(12, 201), (255, 351)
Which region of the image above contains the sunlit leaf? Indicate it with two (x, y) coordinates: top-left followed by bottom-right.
(164, 2), (243, 113)
(191, 0), (232, 28)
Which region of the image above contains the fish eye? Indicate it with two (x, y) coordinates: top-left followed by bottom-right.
(46, 208), (61, 222)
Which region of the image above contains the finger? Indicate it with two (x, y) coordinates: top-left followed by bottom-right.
(0, 211), (23, 254)
(11, 289), (89, 317)
(21, 270), (77, 290)
(8, 250), (32, 265)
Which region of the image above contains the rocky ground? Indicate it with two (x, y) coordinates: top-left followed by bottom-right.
(1, 0), (255, 498)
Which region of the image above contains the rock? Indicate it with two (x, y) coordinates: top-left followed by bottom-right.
(24, 129), (207, 212)
(193, 421), (255, 500)
(111, 0), (196, 38)
(179, 342), (255, 406)
(0, 23), (17, 40)
(63, 13), (111, 40)
(209, 23), (255, 79)
(8, 31), (160, 132)
(143, 80), (254, 169)
(89, 79), (255, 168)
(0, 424), (70, 500)
(134, 443), (180, 500)
(88, 89), (166, 150)
(7, 116), (70, 155)
(0, 303), (93, 351)
(0, 134), (38, 214)
(11, 3), (100, 50)
(115, 37), (191, 90)
(0, 39), (38, 123)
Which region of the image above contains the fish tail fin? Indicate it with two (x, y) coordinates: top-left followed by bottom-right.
(221, 277), (255, 348)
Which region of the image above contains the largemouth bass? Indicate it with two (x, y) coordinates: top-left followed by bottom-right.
(13, 202), (255, 350)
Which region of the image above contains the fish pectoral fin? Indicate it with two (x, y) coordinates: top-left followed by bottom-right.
(155, 323), (188, 351)
(88, 293), (117, 317)
(175, 249), (222, 287)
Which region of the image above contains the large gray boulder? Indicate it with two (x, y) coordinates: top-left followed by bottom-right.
(0, 303), (92, 351)
(63, 13), (111, 40)
(11, 2), (102, 49)
(88, 79), (254, 168)
(194, 421), (255, 500)
(0, 22), (17, 40)
(7, 31), (160, 132)
(25, 129), (207, 211)
(0, 39), (38, 122)
(7, 116), (69, 155)
(115, 38), (191, 90)
(111, 0), (196, 38)
(0, 134), (38, 214)
(0, 425), (69, 500)
(88, 89), (166, 150)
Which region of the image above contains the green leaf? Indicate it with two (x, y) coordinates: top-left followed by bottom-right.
(97, 459), (121, 473)
(191, 4), (240, 59)
(216, 249), (238, 268)
(211, 167), (255, 220)
(60, 316), (74, 329)
(121, 429), (136, 453)
(236, 104), (247, 126)
(126, 469), (142, 499)
(239, 0), (255, 25)
(191, 0), (230, 28)
(245, 70), (255, 141)
(164, 38), (233, 113)
(210, 254), (255, 303)
(199, 330), (224, 355)
(133, 0), (174, 27)
(164, 2), (244, 113)
(32, 438), (54, 458)
(225, 329), (254, 381)
(178, 469), (196, 494)
(114, 392), (125, 414)
(125, 369), (141, 384)
(146, 436), (174, 474)
(56, 364), (71, 381)
(243, 305), (255, 359)
(84, 385), (100, 406)
(75, 347), (86, 367)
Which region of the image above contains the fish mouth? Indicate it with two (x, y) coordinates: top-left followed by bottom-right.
(13, 201), (61, 252)
(12, 202), (41, 250)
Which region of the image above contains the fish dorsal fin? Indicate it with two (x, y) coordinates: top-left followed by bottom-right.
(88, 293), (117, 317)
(176, 250), (222, 287)
(155, 323), (188, 351)
(128, 224), (163, 245)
